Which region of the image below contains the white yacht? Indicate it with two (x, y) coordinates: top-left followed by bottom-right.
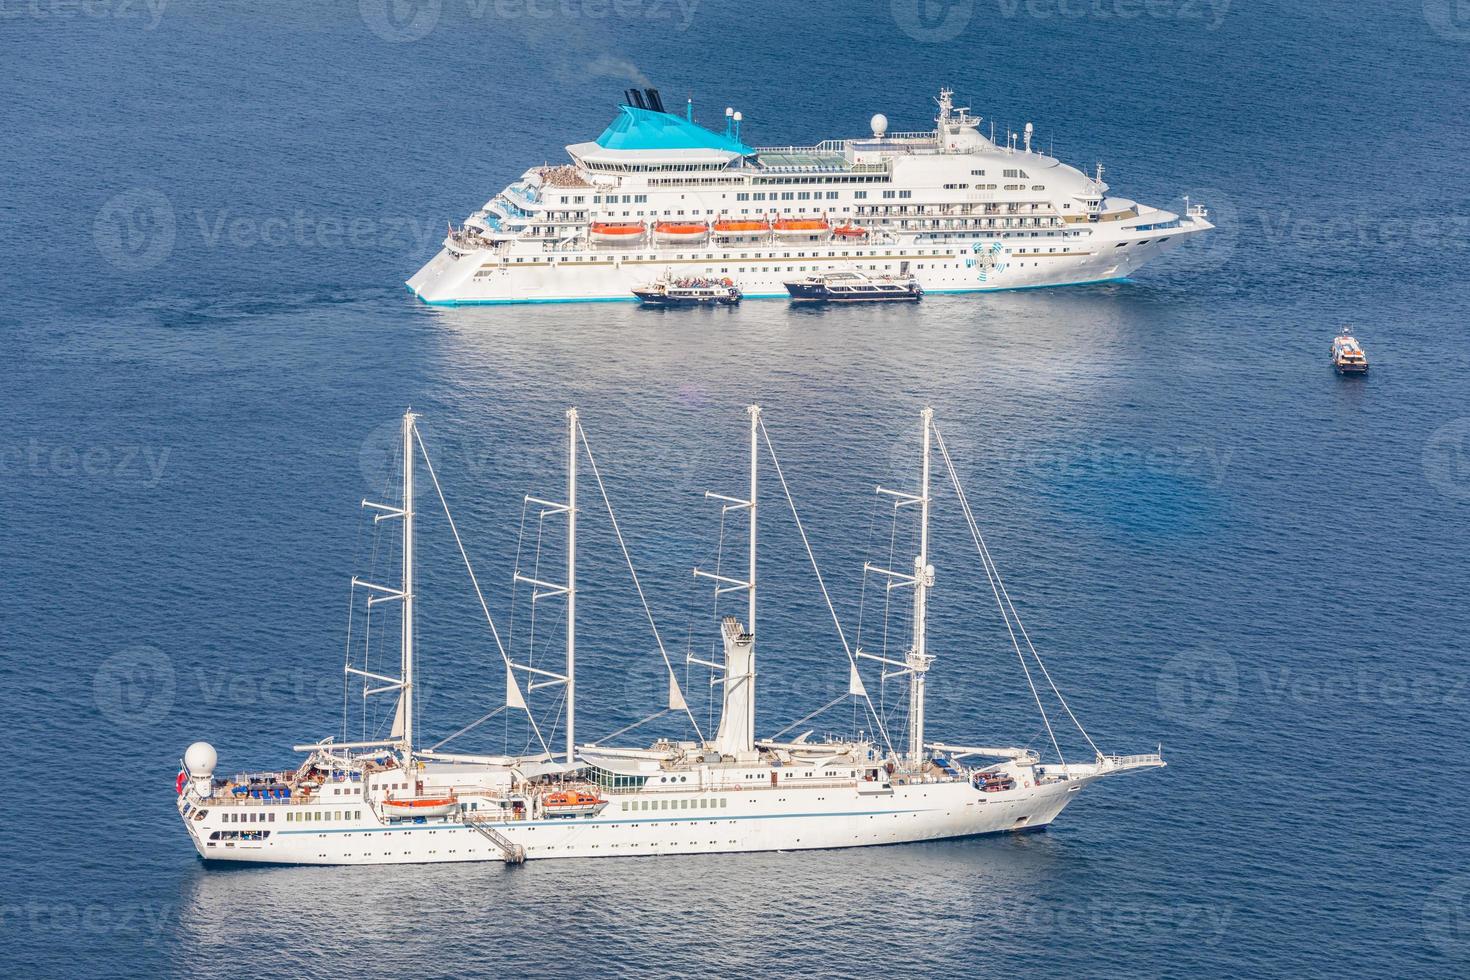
(175, 407), (1164, 865)
(407, 87), (1212, 305)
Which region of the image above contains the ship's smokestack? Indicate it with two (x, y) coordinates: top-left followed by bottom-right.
(645, 88), (665, 113)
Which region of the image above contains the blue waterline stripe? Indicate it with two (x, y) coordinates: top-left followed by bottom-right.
(404, 278), (1130, 306)
(278, 806), (937, 836)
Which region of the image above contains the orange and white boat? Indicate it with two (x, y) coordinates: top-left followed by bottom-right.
(653, 221), (709, 243)
(832, 223), (869, 239)
(772, 217), (830, 238)
(712, 219), (770, 239)
(541, 789), (608, 817)
(589, 221), (645, 244)
(382, 795), (458, 819)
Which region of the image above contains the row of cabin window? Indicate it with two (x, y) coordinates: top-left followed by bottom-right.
(282, 809), (364, 822)
(620, 798), (730, 812)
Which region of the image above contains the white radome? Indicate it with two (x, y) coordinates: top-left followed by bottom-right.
(184, 741), (217, 777)
(870, 112), (888, 137)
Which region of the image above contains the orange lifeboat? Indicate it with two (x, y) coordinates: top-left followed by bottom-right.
(772, 218), (831, 238)
(542, 789), (608, 816)
(653, 221), (709, 243)
(589, 221), (645, 243)
(712, 219), (770, 239)
(832, 223), (868, 239)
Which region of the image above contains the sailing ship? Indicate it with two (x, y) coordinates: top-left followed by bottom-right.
(175, 407), (1164, 864)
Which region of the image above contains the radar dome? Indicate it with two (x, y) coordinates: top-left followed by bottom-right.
(870, 113), (888, 138)
(185, 741), (217, 777)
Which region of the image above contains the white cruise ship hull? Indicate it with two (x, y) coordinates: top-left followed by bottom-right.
(181, 777), (1090, 866)
(406, 216), (1211, 306)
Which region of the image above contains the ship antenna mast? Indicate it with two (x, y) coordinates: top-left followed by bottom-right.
(565, 407), (577, 763)
(908, 408), (935, 764)
(401, 409), (415, 772)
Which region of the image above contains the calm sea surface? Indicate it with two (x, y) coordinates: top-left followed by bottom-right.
(4, 1), (1470, 976)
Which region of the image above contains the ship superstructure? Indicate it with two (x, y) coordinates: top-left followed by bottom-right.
(407, 87), (1212, 304)
(175, 407), (1164, 865)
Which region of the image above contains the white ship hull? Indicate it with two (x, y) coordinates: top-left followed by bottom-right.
(407, 217), (1210, 306)
(180, 772), (1099, 866)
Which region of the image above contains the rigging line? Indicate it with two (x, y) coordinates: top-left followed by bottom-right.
(411, 426), (551, 759)
(576, 421), (706, 742)
(768, 692), (851, 741)
(430, 705), (509, 751)
(930, 424), (1066, 767)
(756, 417), (896, 761)
(592, 707), (671, 745)
(931, 424), (1102, 759)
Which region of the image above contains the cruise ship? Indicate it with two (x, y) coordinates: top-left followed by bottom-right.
(174, 407), (1164, 865)
(406, 87), (1212, 305)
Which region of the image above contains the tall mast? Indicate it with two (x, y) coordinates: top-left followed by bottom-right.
(747, 403), (759, 742)
(400, 409), (417, 773)
(907, 408), (935, 764)
(565, 407), (577, 765)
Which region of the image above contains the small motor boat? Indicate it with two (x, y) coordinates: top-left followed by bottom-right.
(382, 796), (458, 819)
(1331, 333), (1368, 374)
(541, 789), (608, 817)
(832, 223), (869, 239)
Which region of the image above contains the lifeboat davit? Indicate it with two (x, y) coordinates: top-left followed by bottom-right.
(772, 218), (831, 238)
(653, 221), (709, 243)
(712, 219), (770, 239)
(382, 796), (458, 819)
(832, 223), (868, 239)
(589, 221), (645, 244)
(542, 789), (608, 816)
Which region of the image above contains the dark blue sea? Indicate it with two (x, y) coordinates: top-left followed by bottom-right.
(5, 1), (1470, 976)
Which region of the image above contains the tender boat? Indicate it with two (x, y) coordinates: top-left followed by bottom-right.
(1331, 333), (1368, 374)
(382, 796), (458, 819)
(633, 275), (741, 306)
(832, 223), (869, 239)
(784, 271), (922, 302)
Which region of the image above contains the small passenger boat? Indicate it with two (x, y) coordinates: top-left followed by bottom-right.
(1331, 333), (1368, 374)
(784, 271), (922, 302)
(633, 275), (742, 307)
